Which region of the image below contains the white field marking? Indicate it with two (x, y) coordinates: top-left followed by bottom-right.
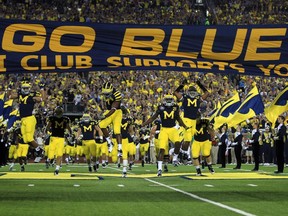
(146, 170), (151, 172)
(73, 184), (80, 187)
(66, 169), (70, 171)
(171, 170), (177, 172)
(149, 184), (179, 187)
(106, 166), (136, 175)
(67, 165), (88, 168)
(38, 169), (43, 171)
(247, 184), (258, 187)
(117, 184), (125, 187)
(145, 178), (256, 216)
(28, 184), (34, 187)
(204, 184), (214, 187)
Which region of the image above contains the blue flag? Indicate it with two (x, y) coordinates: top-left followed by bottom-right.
(227, 86), (264, 128)
(214, 93), (241, 129)
(265, 86), (288, 127)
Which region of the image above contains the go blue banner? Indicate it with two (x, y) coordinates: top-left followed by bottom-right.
(0, 19), (287, 77)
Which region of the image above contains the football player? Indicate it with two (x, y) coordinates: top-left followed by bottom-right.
(13, 122), (28, 172)
(174, 79), (209, 164)
(64, 132), (76, 165)
(120, 108), (134, 177)
(95, 122), (108, 171)
(142, 94), (187, 177)
(8, 81), (46, 157)
(192, 113), (215, 176)
(98, 82), (123, 158)
(139, 127), (150, 168)
(77, 113), (103, 172)
(8, 121), (20, 171)
(45, 106), (71, 175)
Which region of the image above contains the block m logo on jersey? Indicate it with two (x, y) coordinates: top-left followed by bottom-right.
(195, 127), (204, 135)
(83, 125), (92, 132)
(55, 121), (64, 129)
(164, 111), (174, 119)
(187, 98), (197, 107)
(19, 95), (28, 104)
(121, 122), (128, 130)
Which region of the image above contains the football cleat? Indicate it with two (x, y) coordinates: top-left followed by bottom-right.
(9, 163), (14, 171)
(54, 170), (59, 175)
(164, 164), (168, 172)
(172, 160), (179, 167)
(128, 163), (132, 170)
(93, 165), (97, 172)
(157, 170), (162, 177)
(102, 163), (106, 169)
(45, 161), (49, 169)
(196, 168), (202, 176)
(20, 165), (25, 172)
(141, 160), (144, 167)
(117, 163), (121, 168)
(122, 172), (127, 178)
(88, 166), (92, 172)
(208, 165), (215, 174)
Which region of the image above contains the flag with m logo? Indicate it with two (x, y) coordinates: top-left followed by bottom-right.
(213, 93), (241, 129)
(227, 86), (264, 128)
(265, 86), (288, 127)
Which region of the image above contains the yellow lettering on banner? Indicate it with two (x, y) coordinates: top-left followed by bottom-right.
(41, 55), (56, 70)
(245, 28), (286, 61)
(202, 29), (247, 61)
(274, 64), (288, 77)
(160, 60), (176, 67)
(176, 60), (197, 68)
(3, 24), (46, 52)
(50, 26), (95, 52)
(230, 63), (245, 73)
(123, 57), (142, 67)
(0, 55), (6, 72)
(213, 62), (228, 71)
(143, 59), (159, 66)
(21, 55), (39, 70)
(120, 28), (164, 55)
(166, 29), (198, 59)
(107, 56), (122, 68)
(197, 61), (213, 70)
(257, 64), (275, 76)
(75, 55), (92, 69)
(55, 55), (73, 69)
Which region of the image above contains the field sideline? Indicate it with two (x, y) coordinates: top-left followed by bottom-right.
(0, 163), (288, 216)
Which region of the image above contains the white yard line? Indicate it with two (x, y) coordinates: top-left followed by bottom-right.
(145, 178), (256, 216)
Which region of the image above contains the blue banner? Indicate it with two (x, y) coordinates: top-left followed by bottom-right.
(0, 19), (287, 77)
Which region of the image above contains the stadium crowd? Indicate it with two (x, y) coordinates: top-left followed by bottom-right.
(0, 0), (287, 176)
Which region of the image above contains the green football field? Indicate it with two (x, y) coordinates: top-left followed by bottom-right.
(0, 163), (288, 216)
